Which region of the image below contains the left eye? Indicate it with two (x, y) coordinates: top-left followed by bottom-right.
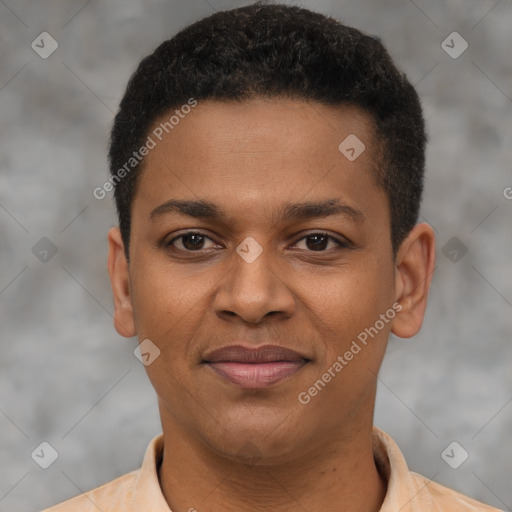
(293, 233), (347, 251)
(167, 232), (347, 252)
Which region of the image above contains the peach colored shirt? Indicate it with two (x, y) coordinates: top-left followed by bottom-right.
(42, 427), (500, 511)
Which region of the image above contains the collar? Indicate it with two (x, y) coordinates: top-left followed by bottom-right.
(130, 427), (422, 511)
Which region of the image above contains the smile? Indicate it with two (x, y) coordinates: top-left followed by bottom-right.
(205, 361), (308, 389)
(202, 344), (310, 389)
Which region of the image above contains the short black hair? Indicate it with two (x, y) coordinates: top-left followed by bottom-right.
(108, 2), (426, 259)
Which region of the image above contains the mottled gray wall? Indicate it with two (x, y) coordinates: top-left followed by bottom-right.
(1, 1), (511, 511)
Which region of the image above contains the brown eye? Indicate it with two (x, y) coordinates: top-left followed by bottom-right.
(294, 233), (348, 252)
(167, 232), (216, 251)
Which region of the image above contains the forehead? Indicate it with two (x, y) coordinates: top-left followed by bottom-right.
(132, 98), (385, 225)
(145, 98), (376, 164)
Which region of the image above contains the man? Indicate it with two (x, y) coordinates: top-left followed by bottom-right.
(45, 3), (499, 511)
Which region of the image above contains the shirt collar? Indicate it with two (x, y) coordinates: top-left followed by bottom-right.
(131, 427), (417, 511)
(131, 433), (170, 511)
(372, 427), (421, 512)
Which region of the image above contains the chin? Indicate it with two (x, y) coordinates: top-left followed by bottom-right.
(201, 415), (308, 466)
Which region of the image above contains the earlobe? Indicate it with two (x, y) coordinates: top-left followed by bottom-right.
(391, 223), (436, 339)
(107, 227), (136, 338)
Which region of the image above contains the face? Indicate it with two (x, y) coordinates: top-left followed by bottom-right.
(108, 98), (434, 465)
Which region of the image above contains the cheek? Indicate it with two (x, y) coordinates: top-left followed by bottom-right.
(324, 260), (393, 315)
(312, 259), (395, 356)
(129, 253), (216, 362)
(129, 256), (188, 340)
(129, 264), (205, 400)
(304, 267), (394, 411)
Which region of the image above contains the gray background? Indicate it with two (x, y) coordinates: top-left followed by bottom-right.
(1, 0), (511, 511)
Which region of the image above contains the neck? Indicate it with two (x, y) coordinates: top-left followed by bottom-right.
(157, 410), (386, 512)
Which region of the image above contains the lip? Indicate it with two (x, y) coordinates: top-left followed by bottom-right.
(203, 344), (310, 389)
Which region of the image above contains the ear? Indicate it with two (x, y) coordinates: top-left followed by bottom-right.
(107, 226), (136, 338)
(391, 223), (436, 338)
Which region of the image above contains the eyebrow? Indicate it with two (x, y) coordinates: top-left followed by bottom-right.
(149, 198), (364, 223)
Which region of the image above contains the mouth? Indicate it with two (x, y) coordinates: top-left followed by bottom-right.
(202, 344), (310, 389)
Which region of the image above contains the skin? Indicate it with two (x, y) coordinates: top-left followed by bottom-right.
(107, 98), (436, 512)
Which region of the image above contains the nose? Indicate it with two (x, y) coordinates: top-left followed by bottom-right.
(213, 240), (296, 325)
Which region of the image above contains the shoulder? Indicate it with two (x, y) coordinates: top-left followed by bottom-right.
(408, 471), (502, 511)
(41, 469), (139, 512)
(372, 427), (501, 511)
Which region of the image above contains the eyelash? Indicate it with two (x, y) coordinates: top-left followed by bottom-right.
(164, 231), (351, 253)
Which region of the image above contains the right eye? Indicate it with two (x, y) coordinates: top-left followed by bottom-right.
(165, 231), (219, 252)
